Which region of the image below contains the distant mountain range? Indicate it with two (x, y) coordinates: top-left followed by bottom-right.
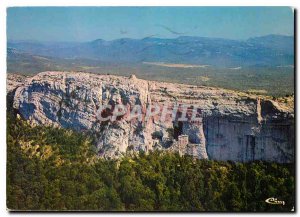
(8, 34), (294, 67)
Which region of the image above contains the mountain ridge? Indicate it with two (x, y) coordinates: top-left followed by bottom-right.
(8, 34), (294, 67)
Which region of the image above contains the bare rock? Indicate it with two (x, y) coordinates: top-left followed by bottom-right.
(9, 71), (294, 162)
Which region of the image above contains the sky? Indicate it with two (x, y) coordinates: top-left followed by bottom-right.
(7, 7), (294, 42)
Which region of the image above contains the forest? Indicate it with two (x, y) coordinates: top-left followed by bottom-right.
(7, 112), (295, 211)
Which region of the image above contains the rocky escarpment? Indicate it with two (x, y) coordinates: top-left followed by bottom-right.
(8, 71), (294, 162)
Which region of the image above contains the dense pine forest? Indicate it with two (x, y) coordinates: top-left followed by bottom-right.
(7, 112), (295, 211)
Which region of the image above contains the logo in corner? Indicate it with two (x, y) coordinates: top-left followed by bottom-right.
(265, 197), (285, 205)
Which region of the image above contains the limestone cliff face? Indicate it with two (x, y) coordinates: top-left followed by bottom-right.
(8, 71), (294, 162)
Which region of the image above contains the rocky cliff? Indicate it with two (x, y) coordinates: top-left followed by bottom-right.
(7, 71), (294, 162)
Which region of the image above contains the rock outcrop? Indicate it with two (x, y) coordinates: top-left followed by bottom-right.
(8, 71), (294, 162)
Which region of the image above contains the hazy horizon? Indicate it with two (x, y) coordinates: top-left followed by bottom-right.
(7, 33), (294, 44)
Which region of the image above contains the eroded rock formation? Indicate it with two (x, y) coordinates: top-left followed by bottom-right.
(7, 71), (294, 162)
